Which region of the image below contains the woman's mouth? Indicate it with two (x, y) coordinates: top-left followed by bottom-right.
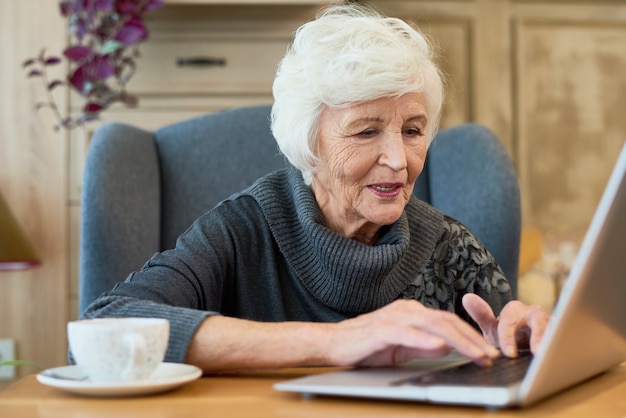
(368, 183), (403, 199)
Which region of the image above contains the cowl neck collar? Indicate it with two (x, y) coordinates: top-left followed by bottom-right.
(248, 167), (443, 313)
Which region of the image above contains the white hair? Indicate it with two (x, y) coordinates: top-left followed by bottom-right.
(271, 4), (445, 185)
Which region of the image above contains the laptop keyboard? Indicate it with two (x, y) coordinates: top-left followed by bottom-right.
(405, 350), (533, 387)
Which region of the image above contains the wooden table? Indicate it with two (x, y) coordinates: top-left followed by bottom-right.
(1, 365), (626, 418)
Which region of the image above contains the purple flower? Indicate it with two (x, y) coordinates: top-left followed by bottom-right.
(69, 65), (89, 95)
(68, 56), (115, 95)
(115, 17), (148, 45)
(27, 0), (165, 129)
(92, 55), (115, 79)
(145, 0), (166, 12)
(115, 0), (140, 15)
(94, 0), (114, 13)
(83, 102), (104, 113)
(63, 46), (92, 62)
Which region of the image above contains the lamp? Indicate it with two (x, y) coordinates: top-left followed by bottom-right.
(0, 191), (41, 270)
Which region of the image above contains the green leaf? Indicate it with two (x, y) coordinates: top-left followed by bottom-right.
(0, 359), (43, 370)
(99, 40), (123, 55)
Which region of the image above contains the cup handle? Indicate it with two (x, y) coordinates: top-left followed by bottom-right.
(122, 333), (147, 380)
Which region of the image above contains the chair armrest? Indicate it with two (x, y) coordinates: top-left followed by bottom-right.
(79, 123), (161, 314)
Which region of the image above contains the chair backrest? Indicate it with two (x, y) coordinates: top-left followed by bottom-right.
(80, 105), (520, 314)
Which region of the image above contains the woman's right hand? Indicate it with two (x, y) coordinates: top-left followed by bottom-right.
(186, 299), (500, 373)
(324, 299), (500, 367)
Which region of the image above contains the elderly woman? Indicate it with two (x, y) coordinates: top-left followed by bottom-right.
(82, 4), (548, 372)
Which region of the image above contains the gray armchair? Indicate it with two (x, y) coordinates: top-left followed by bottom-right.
(79, 105), (520, 314)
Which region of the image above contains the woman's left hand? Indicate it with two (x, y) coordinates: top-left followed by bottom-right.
(462, 293), (550, 357)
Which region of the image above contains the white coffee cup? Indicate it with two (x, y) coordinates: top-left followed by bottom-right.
(68, 318), (169, 382)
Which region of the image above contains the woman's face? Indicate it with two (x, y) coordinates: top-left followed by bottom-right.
(311, 93), (428, 244)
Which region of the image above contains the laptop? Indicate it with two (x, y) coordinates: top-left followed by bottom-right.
(274, 141), (626, 408)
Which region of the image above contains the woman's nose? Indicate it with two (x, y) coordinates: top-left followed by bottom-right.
(378, 133), (407, 171)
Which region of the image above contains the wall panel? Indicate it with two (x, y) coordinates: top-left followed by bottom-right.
(515, 19), (626, 235)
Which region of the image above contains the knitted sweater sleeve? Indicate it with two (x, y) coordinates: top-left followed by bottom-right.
(79, 198), (254, 363)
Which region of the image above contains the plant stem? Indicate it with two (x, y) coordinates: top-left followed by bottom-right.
(39, 64), (68, 128)
(0, 359), (44, 371)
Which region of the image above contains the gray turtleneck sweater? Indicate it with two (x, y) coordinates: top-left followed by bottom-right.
(82, 167), (512, 363)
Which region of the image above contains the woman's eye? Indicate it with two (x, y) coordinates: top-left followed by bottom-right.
(404, 127), (423, 137)
(357, 129), (378, 138)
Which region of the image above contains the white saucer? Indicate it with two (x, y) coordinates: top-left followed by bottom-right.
(37, 363), (202, 397)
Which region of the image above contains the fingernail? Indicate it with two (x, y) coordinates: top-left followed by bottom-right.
(478, 356), (493, 367)
(504, 346), (517, 357)
(488, 346), (500, 358)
